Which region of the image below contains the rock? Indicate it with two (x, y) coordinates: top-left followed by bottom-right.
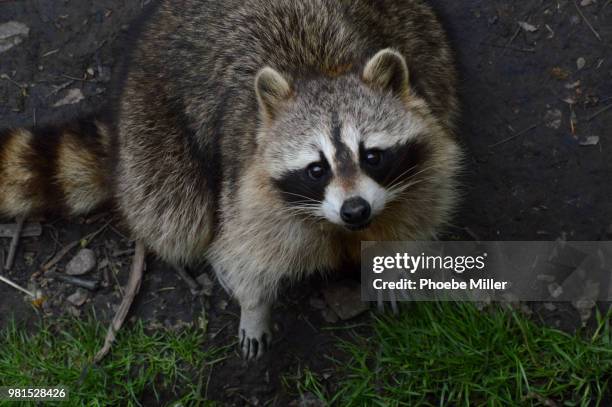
(321, 309), (339, 323)
(196, 273), (214, 296)
(65, 249), (97, 276)
(322, 280), (369, 320)
(67, 289), (88, 307)
(0, 21), (29, 54)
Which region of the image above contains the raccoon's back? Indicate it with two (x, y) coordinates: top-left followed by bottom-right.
(119, 0), (457, 182)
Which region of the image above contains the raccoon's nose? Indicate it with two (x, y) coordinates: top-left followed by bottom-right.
(340, 197), (372, 226)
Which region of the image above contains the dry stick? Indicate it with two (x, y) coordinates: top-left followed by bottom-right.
(4, 216), (25, 270)
(0, 274), (35, 298)
(488, 124), (539, 148)
(586, 104), (612, 121)
(574, 1), (602, 41)
(42, 221), (109, 272)
(0, 222), (42, 238)
(174, 266), (200, 294)
(94, 241), (146, 363)
(502, 26), (522, 56)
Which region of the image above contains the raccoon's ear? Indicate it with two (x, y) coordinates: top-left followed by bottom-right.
(362, 49), (410, 98)
(255, 67), (293, 122)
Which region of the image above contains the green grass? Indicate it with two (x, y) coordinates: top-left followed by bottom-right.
(0, 314), (229, 406)
(296, 303), (612, 406)
(3, 305), (611, 406)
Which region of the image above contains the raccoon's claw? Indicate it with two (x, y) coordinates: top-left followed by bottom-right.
(239, 328), (270, 360)
(376, 289), (401, 314)
(238, 303), (272, 360)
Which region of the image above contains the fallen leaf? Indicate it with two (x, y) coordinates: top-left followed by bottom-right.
(579, 136), (599, 146)
(518, 21), (538, 32)
(53, 88), (84, 107)
(0, 21), (29, 54)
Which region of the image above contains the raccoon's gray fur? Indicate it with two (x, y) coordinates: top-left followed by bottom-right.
(0, 0), (462, 359)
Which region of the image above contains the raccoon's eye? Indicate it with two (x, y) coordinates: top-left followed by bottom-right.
(307, 163), (327, 181)
(364, 149), (383, 166)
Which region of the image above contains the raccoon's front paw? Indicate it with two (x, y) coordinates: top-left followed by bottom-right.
(238, 304), (272, 360)
(239, 324), (271, 360)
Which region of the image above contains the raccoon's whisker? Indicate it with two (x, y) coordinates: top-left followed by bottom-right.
(279, 191), (323, 204)
(286, 203), (322, 211)
(384, 164), (420, 188)
(387, 176), (437, 200)
(387, 163), (437, 189)
(387, 166), (437, 194)
(387, 165), (437, 191)
(390, 173), (437, 191)
(275, 205), (326, 223)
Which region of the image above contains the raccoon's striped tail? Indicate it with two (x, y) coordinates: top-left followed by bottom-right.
(0, 117), (113, 218)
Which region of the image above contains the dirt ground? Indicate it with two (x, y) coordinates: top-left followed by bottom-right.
(1, 0), (611, 405)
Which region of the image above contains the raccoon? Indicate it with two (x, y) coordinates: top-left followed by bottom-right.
(0, 0), (462, 359)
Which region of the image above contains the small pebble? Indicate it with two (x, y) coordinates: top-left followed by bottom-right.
(322, 280), (369, 320)
(65, 248), (97, 276)
(67, 288), (88, 307)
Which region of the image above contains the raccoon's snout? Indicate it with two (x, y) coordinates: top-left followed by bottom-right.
(340, 197), (372, 230)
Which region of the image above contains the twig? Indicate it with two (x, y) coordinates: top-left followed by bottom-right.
(502, 26), (522, 56)
(46, 271), (99, 291)
(488, 124), (539, 148)
(0, 222), (41, 238)
(61, 74), (91, 82)
(586, 104), (612, 121)
(174, 266), (200, 294)
(94, 241), (146, 363)
(574, 1), (602, 41)
(4, 216), (25, 270)
(0, 74), (26, 90)
(112, 248), (135, 257)
(41, 49), (59, 57)
(0, 274), (35, 297)
(47, 80), (74, 97)
(42, 221), (109, 272)
(483, 42), (536, 53)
